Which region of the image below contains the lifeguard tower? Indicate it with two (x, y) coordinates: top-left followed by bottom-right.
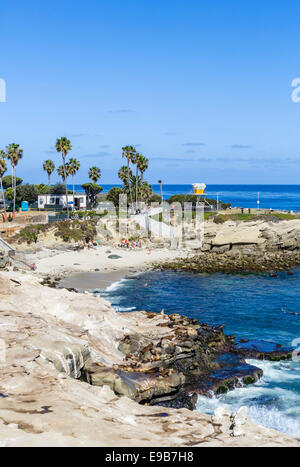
(192, 183), (213, 209)
(192, 183), (206, 196)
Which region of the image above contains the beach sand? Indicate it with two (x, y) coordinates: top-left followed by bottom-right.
(59, 269), (130, 290)
(33, 245), (188, 280)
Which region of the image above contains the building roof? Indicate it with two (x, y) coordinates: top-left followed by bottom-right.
(38, 193), (87, 196)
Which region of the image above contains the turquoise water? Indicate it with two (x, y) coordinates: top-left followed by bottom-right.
(100, 270), (300, 436)
(72, 184), (300, 211)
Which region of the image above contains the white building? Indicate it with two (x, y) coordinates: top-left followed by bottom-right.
(38, 193), (87, 210)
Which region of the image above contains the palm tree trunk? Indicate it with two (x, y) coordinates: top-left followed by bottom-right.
(62, 155), (69, 218)
(0, 176), (6, 212)
(48, 173), (51, 186)
(72, 175), (75, 213)
(127, 158), (133, 209)
(13, 166), (16, 214)
(160, 182), (163, 202)
(135, 166), (139, 212)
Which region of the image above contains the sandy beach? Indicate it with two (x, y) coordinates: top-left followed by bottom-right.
(31, 245), (189, 282)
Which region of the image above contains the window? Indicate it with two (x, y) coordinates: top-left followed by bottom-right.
(79, 198), (84, 204)
(50, 198), (55, 204)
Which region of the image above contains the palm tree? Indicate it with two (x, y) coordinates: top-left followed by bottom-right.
(135, 154), (149, 208)
(137, 155), (149, 182)
(158, 179), (163, 202)
(139, 181), (153, 204)
(56, 137), (72, 217)
(130, 151), (139, 210)
(68, 158), (80, 211)
(43, 160), (55, 186)
(0, 150), (7, 212)
(118, 165), (133, 194)
(6, 143), (23, 214)
(57, 164), (70, 182)
(122, 146), (136, 208)
(88, 166), (101, 183)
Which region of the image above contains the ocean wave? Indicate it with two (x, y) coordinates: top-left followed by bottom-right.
(113, 306), (137, 312)
(105, 278), (128, 292)
(196, 359), (300, 436)
(246, 358), (300, 383)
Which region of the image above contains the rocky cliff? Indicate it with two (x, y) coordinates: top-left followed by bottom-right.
(0, 271), (299, 446)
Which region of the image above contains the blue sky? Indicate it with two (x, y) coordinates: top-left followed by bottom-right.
(1, 0), (300, 185)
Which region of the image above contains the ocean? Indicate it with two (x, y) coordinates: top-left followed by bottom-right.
(71, 181), (300, 435)
(99, 269), (300, 437)
(72, 184), (300, 212)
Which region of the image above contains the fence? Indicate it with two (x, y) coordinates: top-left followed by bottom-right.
(48, 213), (68, 223)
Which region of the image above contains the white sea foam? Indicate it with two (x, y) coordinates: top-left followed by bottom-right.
(246, 358), (300, 383)
(113, 306), (137, 312)
(196, 358), (300, 436)
(105, 278), (128, 292)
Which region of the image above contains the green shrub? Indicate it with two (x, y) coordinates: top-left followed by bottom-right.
(54, 219), (98, 243)
(17, 224), (47, 244)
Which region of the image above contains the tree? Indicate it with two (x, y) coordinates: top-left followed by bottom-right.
(16, 184), (38, 204)
(118, 166), (133, 197)
(158, 179), (163, 202)
(68, 158), (80, 211)
(2, 175), (23, 189)
(0, 150), (7, 211)
(81, 183), (103, 208)
(137, 155), (149, 182)
(6, 143), (23, 214)
(122, 146), (136, 207)
(43, 160), (55, 185)
(35, 184), (49, 195)
(88, 166), (101, 183)
(56, 137), (72, 218)
(5, 184), (38, 205)
(134, 153), (149, 209)
(130, 151), (140, 210)
(139, 181), (153, 203)
(106, 187), (124, 207)
(51, 183), (66, 195)
(57, 164), (70, 182)
(4, 188), (14, 202)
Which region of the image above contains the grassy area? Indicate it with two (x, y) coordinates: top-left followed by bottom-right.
(151, 211), (300, 224)
(209, 212), (300, 223)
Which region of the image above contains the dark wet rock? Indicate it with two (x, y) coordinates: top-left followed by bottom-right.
(233, 339), (293, 361)
(190, 353), (263, 397)
(82, 313), (292, 409)
(151, 389), (197, 411)
(156, 250), (300, 274)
